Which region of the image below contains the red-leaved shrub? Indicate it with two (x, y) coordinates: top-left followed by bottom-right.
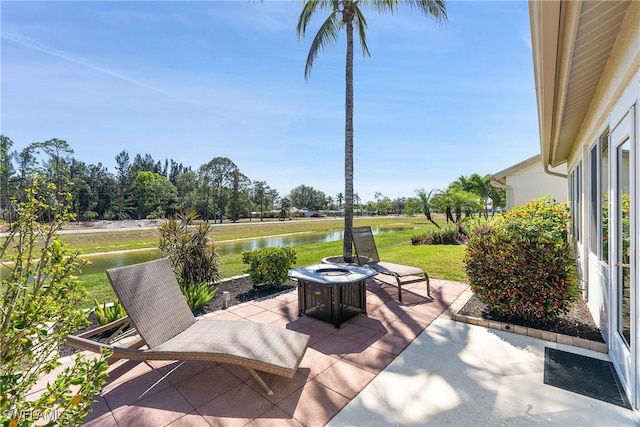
(464, 197), (579, 321)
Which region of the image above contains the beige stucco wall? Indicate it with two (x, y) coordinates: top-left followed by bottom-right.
(504, 162), (567, 209)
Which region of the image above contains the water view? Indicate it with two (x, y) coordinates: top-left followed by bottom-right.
(77, 227), (410, 276)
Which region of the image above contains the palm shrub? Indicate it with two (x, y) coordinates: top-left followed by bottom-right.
(158, 210), (222, 286)
(93, 299), (130, 334)
(242, 247), (297, 289)
(1, 179), (109, 426)
(465, 197), (579, 321)
(179, 281), (217, 312)
(411, 224), (464, 245)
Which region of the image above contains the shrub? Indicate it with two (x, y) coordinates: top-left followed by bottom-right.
(242, 247), (297, 289)
(464, 197), (579, 321)
(179, 281), (218, 311)
(1, 179), (109, 426)
(411, 224), (466, 245)
(158, 210), (222, 286)
(93, 299), (129, 329)
(462, 216), (494, 236)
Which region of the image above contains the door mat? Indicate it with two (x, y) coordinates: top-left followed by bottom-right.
(544, 347), (631, 409)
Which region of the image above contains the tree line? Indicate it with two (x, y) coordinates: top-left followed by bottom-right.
(0, 135), (504, 223)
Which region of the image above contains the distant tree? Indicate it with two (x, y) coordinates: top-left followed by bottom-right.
(131, 153), (159, 176)
(175, 170), (198, 212)
(228, 169), (251, 222)
(0, 135), (16, 222)
(32, 138), (73, 194)
(113, 151), (133, 220)
(326, 195), (335, 210)
(391, 197), (406, 215)
(404, 197), (421, 216)
(199, 157), (238, 223)
(69, 159), (92, 220)
(489, 185), (506, 215)
(15, 145), (38, 203)
(132, 171), (178, 219)
(354, 193), (361, 215)
(468, 173), (492, 219)
(279, 197), (292, 220)
(252, 181), (271, 221)
(288, 184), (327, 211)
(336, 192), (344, 210)
(86, 162), (115, 220)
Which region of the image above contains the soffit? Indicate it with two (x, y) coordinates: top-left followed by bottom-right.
(554, 1), (629, 164)
(531, 1), (631, 167)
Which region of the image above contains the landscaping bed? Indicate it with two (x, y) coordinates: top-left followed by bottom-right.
(458, 293), (605, 343)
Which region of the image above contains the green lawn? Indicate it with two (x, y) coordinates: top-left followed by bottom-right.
(78, 217), (467, 309)
(1, 216), (466, 308)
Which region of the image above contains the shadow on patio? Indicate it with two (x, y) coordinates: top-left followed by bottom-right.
(77, 277), (464, 426)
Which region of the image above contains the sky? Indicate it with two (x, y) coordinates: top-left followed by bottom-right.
(1, 0), (540, 203)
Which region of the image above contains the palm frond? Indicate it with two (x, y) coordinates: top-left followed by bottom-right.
(353, 8), (371, 58)
(366, 0), (399, 13)
(304, 12), (341, 80)
(297, 0), (339, 37)
(296, 0), (320, 38)
(407, 0), (447, 22)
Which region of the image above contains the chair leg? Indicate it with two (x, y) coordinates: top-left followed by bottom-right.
(247, 367), (274, 395)
(394, 275), (403, 302)
(424, 272), (431, 299)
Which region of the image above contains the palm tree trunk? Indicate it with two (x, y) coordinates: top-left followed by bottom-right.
(342, 18), (354, 263)
(425, 211), (440, 228)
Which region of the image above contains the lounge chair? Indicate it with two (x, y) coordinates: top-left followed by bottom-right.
(66, 258), (309, 395)
(351, 226), (431, 302)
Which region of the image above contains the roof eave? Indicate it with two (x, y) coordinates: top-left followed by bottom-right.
(529, 0), (581, 167)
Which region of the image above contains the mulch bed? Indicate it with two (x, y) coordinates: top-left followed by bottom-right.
(458, 294), (605, 343)
(63, 277), (605, 358)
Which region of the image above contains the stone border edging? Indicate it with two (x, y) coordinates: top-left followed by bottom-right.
(446, 289), (608, 354)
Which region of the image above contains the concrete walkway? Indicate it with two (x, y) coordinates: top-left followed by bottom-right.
(329, 316), (636, 426)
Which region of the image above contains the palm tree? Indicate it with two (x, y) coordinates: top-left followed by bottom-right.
(297, 0), (447, 262)
(416, 187), (440, 228)
(468, 173), (492, 219)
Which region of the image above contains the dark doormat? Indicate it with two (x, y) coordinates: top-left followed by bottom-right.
(544, 347), (631, 409)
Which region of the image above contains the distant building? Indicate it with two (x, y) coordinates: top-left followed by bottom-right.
(491, 154), (567, 210)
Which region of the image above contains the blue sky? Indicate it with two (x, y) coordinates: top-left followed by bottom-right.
(1, 1), (539, 203)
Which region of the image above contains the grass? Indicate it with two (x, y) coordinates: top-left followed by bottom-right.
(4, 215), (468, 309)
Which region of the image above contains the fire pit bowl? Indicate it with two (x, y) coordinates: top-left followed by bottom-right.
(316, 267), (350, 276)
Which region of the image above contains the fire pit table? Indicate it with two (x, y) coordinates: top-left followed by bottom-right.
(288, 264), (377, 328)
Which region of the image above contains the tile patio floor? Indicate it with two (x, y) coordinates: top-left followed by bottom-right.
(65, 276), (466, 427)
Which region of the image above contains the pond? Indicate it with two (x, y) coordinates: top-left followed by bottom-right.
(76, 227), (411, 276)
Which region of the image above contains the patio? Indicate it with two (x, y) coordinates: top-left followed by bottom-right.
(42, 276), (635, 426)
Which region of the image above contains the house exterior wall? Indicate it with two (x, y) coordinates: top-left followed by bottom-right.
(504, 162), (567, 209)
(564, 2), (639, 409)
(566, 2), (638, 325)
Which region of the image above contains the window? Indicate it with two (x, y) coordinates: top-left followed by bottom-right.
(569, 162), (582, 242)
(590, 145), (599, 254)
(588, 129), (610, 261)
(576, 162), (582, 242)
(600, 131), (609, 262)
